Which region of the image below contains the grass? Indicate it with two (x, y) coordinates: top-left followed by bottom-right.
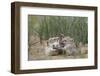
(28, 15), (88, 45)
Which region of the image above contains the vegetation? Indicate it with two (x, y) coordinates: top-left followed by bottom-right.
(28, 15), (88, 45)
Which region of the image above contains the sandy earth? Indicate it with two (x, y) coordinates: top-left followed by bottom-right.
(28, 36), (88, 61)
(28, 53), (88, 61)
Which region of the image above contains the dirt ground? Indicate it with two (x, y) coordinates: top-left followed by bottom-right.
(28, 53), (88, 61)
(28, 41), (88, 61)
(28, 35), (88, 61)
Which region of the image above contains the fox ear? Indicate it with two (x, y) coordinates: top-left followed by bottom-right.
(53, 45), (55, 48)
(47, 41), (49, 46)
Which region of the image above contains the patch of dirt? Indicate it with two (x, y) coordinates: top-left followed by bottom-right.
(28, 35), (88, 61)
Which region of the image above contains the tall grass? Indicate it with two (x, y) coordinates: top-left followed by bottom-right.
(28, 15), (88, 44)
